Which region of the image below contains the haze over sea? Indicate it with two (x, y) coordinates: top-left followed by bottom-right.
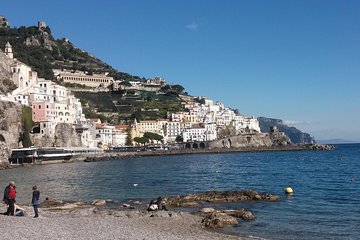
(1, 144), (359, 239)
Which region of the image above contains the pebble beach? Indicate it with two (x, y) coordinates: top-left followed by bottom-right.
(0, 204), (252, 240)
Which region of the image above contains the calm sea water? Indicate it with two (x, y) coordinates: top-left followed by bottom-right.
(1, 144), (359, 239)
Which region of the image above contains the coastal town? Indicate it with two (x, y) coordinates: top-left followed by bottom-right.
(0, 22), (262, 152)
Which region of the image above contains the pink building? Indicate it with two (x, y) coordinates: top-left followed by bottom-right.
(32, 101), (54, 122)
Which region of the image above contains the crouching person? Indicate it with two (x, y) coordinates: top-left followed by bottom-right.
(147, 196), (168, 211)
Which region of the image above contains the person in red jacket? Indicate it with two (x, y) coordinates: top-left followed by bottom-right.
(6, 181), (16, 216)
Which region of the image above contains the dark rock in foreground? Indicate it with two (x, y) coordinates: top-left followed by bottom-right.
(200, 208), (255, 228)
(166, 189), (280, 207)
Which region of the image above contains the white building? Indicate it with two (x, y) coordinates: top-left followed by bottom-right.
(182, 123), (217, 142)
(96, 124), (115, 148)
(163, 121), (181, 143)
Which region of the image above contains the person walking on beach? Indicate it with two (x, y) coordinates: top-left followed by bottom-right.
(32, 185), (40, 218)
(3, 181), (16, 216)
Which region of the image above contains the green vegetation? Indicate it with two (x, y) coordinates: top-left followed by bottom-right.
(133, 132), (163, 145)
(20, 106), (33, 147)
(74, 90), (184, 124)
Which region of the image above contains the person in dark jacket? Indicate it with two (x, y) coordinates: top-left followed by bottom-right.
(3, 183), (10, 204)
(32, 185), (40, 218)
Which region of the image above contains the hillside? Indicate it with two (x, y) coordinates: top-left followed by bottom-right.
(0, 18), (316, 143)
(75, 90), (184, 123)
(258, 117), (315, 144)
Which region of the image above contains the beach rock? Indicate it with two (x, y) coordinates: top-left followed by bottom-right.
(208, 208), (255, 222)
(310, 144), (335, 150)
(201, 208), (215, 213)
(40, 198), (86, 210)
(40, 198), (65, 208)
(181, 201), (200, 207)
(202, 212), (239, 228)
(92, 199), (106, 206)
(242, 210), (254, 221)
(51, 202), (83, 210)
(166, 190), (280, 207)
(122, 203), (131, 208)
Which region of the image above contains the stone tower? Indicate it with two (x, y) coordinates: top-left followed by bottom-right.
(4, 42), (13, 59)
(38, 21), (46, 29)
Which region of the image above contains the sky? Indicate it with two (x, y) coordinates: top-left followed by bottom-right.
(1, 0), (360, 142)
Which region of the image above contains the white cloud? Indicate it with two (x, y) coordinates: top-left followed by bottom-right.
(186, 22), (199, 31)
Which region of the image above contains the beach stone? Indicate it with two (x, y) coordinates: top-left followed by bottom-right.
(52, 203), (82, 210)
(202, 212), (238, 228)
(201, 208), (215, 213)
(242, 211), (254, 221)
(40, 198), (65, 208)
(92, 199), (106, 206)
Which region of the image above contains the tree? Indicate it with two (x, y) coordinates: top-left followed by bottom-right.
(160, 85), (171, 92)
(125, 128), (133, 146)
(175, 135), (183, 143)
(134, 136), (149, 145)
(172, 84), (185, 94)
(21, 106), (33, 147)
(143, 132), (163, 144)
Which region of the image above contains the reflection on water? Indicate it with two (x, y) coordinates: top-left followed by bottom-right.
(0, 144), (359, 240)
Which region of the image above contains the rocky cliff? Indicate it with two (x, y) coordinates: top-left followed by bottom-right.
(0, 101), (22, 163)
(208, 130), (291, 149)
(0, 49), (17, 94)
(31, 123), (83, 147)
(258, 117), (315, 144)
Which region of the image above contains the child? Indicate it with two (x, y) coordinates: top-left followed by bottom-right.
(32, 186), (40, 218)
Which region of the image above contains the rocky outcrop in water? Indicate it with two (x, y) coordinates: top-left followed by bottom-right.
(200, 208), (255, 228)
(310, 144), (335, 150)
(166, 190), (280, 207)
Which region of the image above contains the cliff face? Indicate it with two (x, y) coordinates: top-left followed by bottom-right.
(31, 123), (83, 147)
(0, 101), (22, 163)
(208, 131), (291, 149)
(0, 49), (17, 94)
(258, 117), (315, 144)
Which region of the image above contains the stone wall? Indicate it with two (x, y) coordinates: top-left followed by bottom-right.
(0, 101), (22, 163)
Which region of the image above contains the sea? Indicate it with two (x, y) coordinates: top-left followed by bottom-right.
(1, 143), (359, 240)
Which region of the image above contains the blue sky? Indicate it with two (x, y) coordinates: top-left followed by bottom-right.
(2, 0), (360, 142)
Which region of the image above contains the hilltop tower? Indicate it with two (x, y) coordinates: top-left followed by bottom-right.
(4, 42), (13, 59)
(38, 21), (46, 29)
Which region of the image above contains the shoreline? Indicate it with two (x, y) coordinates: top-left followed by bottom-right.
(1, 144), (333, 169)
(0, 202), (253, 240)
(81, 144), (326, 162)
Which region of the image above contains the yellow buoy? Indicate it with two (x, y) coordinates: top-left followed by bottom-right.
(284, 187), (293, 194)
